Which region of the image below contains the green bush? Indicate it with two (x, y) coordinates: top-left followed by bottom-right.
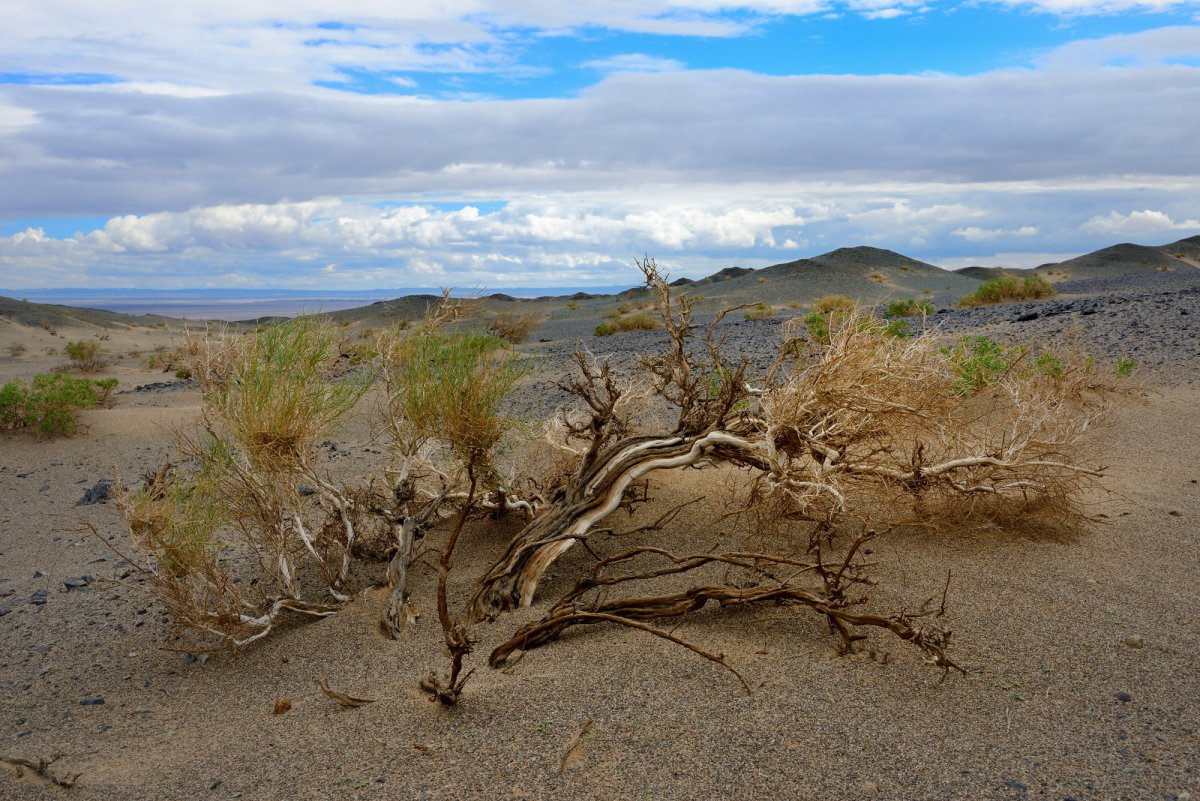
(0, 373), (117, 437)
(1115, 356), (1137, 377)
(65, 339), (107, 371)
(594, 313), (660, 337)
(959, 275), (1054, 308)
(942, 336), (1016, 396)
(885, 298), (935, 318)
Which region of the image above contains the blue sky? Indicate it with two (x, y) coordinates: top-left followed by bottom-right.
(1, 1), (1199, 289)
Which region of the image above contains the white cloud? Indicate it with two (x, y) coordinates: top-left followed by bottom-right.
(993, 0), (1199, 14)
(581, 54), (686, 72)
(954, 225), (1039, 240)
(1082, 209), (1200, 236)
(1037, 26), (1200, 70)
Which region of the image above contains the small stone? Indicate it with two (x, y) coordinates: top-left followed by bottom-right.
(1016, 311), (1039, 322)
(862, 780), (880, 794)
(75, 479), (114, 506)
(1115, 691), (1133, 703)
(63, 575), (94, 590)
(27, 589), (49, 606)
(1124, 635), (1144, 649)
(79, 695), (105, 706)
(210, 779), (223, 790)
(1168, 510), (1182, 517)
(1176, 792), (1190, 801)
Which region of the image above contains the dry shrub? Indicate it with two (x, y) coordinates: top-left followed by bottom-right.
(594, 312), (659, 336)
(487, 311), (542, 344)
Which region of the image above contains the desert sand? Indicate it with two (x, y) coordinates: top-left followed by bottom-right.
(0, 280), (1197, 801)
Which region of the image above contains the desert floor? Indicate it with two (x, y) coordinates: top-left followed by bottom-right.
(0, 301), (1197, 801)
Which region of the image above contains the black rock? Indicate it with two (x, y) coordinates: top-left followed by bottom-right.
(298, 484), (317, 497)
(79, 695), (105, 705)
(63, 575), (94, 590)
(27, 589), (48, 606)
(75, 479), (114, 506)
(1115, 691), (1133, 703)
(1016, 312), (1040, 322)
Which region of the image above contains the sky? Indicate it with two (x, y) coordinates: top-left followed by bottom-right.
(1, 1), (1199, 290)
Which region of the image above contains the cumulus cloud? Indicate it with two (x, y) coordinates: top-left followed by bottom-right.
(1082, 209), (1200, 236)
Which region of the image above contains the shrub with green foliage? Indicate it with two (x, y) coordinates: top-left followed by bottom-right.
(0, 373), (118, 437)
(65, 339), (107, 371)
(594, 313), (660, 337)
(1115, 356), (1137, 377)
(885, 298), (935, 318)
(942, 336), (1019, 396)
(959, 275), (1054, 307)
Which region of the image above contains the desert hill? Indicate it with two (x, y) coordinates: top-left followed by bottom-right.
(953, 235), (1200, 283)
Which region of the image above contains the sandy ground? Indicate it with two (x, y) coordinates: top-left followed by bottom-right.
(0, 316), (1197, 801)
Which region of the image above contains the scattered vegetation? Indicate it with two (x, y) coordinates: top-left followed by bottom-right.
(867, 271), (886, 283)
(959, 275), (1054, 307)
(1115, 356), (1137, 377)
(885, 298), (935, 318)
(114, 259), (1117, 708)
(0, 373), (118, 437)
(594, 312), (660, 336)
(566, 301), (580, 311)
(65, 340), (107, 372)
(7, 343), (27, 357)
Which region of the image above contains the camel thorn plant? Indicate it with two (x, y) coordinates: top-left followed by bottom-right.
(116, 259), (1117, 703)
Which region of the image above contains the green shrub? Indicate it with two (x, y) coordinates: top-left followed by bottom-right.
(65, 340), (107, 371)
(1115, 356), (1137, 377)
(959, 275), (1054, 308)
(942, 336), (1017, 396)
(594, 313), (660, 337)
(1034, 350), (1065, 379)
(885, 298), (935, 318)
(0, 373), (118, 437)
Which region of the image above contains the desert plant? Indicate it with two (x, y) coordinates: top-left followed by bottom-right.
(488, 312), (542, 344)
(594, 313), (660, 336)
(117, 259), (1116, 706)
(65, 340), (107, 372)
(7, 343), (27, 357)
(867, 271), (886, 283)
(959, 275), (1054, 307)
(743, 303), (774, 320)
(1115, 356), (1137, 377)
(566, 301), (580, 311)
(885, 298), (935, 318)
(813, 294), (855, 314)
(0, 373), (116, 436)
